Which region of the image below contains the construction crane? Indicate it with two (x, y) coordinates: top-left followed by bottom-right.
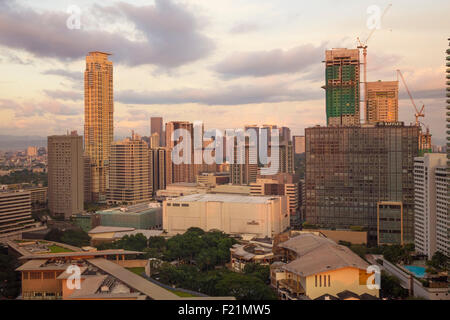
(396, 69), (432, 153)
(357, 3), (392, 121)
(396, 70), (425, 126)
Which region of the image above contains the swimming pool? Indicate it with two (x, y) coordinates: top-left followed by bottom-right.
(404, 265), (426, 278)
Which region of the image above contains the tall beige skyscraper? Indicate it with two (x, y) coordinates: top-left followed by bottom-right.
(366, 81), (399, 124)
(84, 51), (114, 202)
(47, 132), (84, 219)
(107, 132), (150, 205)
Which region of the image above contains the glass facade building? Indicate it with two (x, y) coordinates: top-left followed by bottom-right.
(305, 124), (419, 243)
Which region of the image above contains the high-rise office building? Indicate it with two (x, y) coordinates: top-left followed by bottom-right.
(84, 51), (114, 202)
(107, 133), (150, 205)
(293, 136), (305, 155)
(47, 132), (84, 219)
(150, 147), (172, 194)
(305, 124), (419, 243)
(150, 132), (160, 149)
(151, 117), (163, 147)
(414, 153), (447, 258)
(165, 121), (194, 183)
(366, 81), (399, 124)
(324, 49), (360, 126)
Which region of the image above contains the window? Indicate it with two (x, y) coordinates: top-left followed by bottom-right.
(319, 275), (322, 287)
(328, 275), (331, 287)
(315, 275), (317, 287)
(30, 272), (41, 280)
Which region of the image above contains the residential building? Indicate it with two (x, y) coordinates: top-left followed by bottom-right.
(293, 136), (305, 155)
(163, 193), (289, 238)
(324, 48), (360, 126)
(305, 124), (419, 244)
(149, 147), (172, 194)
(165, 121), (194, 183)
(0, 191), (41, 241)
(84, 51), (114, 202)
(230, 137), (258, 185)
(107, 133), (150, 205)
(150, 132), (160, 149)
(250, 173), (298, 215)
(271, 233), (379, 300)
(366, 81), (399, 124)
(435, 166), (449, 257)
(414, 153), (447, 258)
(47, 132), (84, 219)
(150, 117), (163, 147)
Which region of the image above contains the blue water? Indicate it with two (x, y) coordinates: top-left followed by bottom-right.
(404, 266), (426, 278)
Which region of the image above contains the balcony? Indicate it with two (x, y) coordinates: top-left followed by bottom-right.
(278, 278), (306, 296)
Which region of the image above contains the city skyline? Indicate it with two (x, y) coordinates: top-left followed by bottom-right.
(0, 0), (449, 145)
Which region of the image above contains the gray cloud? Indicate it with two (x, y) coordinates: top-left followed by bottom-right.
(214, 43), (326, 78)
(44, 89), (82, 101)
(116, 83), (322, 106)
(399, 88), (445, 101)
(229, 22), (261, 34)
(0, 98), (81, 117)
(42, 69), (83, 82)
(0, 0), (214, 68)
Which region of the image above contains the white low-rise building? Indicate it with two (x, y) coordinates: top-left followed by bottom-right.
(163, 193), (289, 238)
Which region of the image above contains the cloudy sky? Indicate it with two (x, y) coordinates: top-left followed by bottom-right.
(0, 0), (449, 144)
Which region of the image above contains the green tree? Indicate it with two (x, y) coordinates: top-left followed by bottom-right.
(60, 229), (90, 247)
(0, 253), (20, 299)
(243, 263), (271, 284)
(380, 272), (409, 299)
(215, 272), (277, 300)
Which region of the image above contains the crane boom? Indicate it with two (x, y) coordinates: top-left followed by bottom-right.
(396, 69), (425, 126)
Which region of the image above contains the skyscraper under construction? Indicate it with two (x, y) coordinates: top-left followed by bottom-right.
(324, 48), (360, 126)
(84, 52), (114, 202)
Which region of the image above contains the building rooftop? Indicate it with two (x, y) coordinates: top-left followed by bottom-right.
(88, 226), (163, 239)
(98, 202), (161, 215)
(170, 193), (278, 204)
(88, 258), (179, 300)
(88, 226), (135, 234)
(19, 249), (143, 260)
(278, 233), (369, 277)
